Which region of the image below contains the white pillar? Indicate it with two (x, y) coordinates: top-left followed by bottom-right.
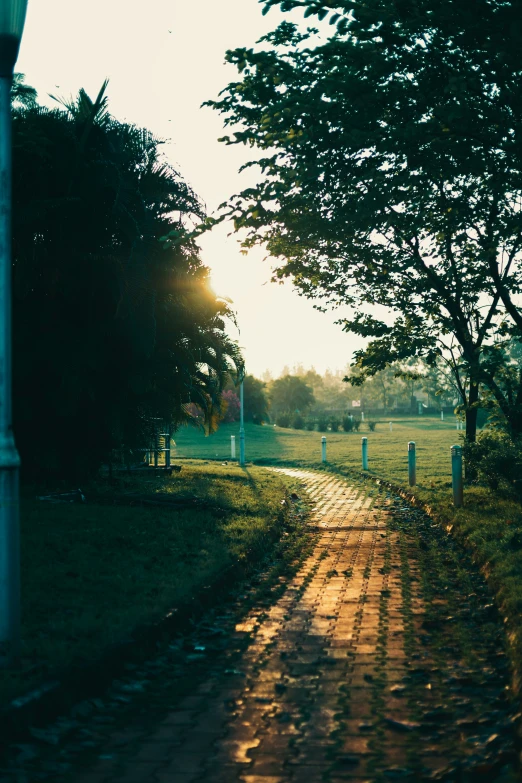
(361, 411), (364, 422)
(231, 435), (236, 459)
(441, 410), (444, 421)
(389, 421), (393, 432)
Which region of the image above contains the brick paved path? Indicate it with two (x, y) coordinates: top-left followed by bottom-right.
(25, 469), (516, 783)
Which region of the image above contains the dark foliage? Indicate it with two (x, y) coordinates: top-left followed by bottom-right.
(317, 417), (329, 432)
(292, 413), (305, 429)
(463, 431), (522, 497)
(342, 416), (354, 433)
(275, 412), (291, 427)
(12, 82), (243, 479)
(243, 375), (270, 424)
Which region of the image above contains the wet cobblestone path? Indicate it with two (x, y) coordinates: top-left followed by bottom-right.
(7, 470), (519, 782)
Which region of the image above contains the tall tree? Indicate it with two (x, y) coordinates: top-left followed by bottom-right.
(207, 0), (522, 441)
(243, 375), (270, 423)
(269, 375), (315, 415)
(12, 81), (243, 478)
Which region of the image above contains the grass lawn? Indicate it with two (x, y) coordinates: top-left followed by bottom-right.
(2, 463), (297, 705)
(174, 416), (461, 489)
(175, 418), (522, 692)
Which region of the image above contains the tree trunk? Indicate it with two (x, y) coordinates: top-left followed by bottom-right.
(465, 382), (479, 443)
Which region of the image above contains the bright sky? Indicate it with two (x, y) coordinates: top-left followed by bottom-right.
(16, 0), (365, 378)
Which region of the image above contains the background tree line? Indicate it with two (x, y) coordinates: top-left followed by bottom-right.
(11, 77), (243, 480)
(218, 358), (458, 427)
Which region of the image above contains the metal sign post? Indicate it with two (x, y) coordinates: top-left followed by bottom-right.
(239, 381), (245, 467)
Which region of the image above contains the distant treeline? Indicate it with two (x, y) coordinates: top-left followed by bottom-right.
(217, 360), (459, 426)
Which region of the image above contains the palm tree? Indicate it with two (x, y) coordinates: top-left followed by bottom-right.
(11, 81), (244, 478)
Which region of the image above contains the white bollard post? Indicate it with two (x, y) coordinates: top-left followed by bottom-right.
(321, 436), (327, 463)
(361, 411), (365, 422)
(408, 441), (416, 486)
(451, 445), (463, 507)
(231, 435), (236, 460)
(362, 437), (368, 470)
(165, 433), (171, 468)
(441, 410), (444, 421)
(389, 421), (393, 432)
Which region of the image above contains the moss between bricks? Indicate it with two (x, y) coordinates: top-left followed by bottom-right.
(357, 471), (522, 700)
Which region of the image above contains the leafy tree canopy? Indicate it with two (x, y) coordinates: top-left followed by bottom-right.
(269, 374), (315, 414)
(208, 0), (522, 439)
(243, 375), (270, 423)
(12, 79), (243, 478)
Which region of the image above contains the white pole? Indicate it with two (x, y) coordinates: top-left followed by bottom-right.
(361, 411), (365, 422)
(0, 75), (20, 665)
(408, 441), (416, 486)
(231, 435), (236, 460)
(441, 410), (444, 421)
(389, 421), (393, 432)
(321, 436), (326, 463)
(239, 381), (245, 466)
(362, 437), (368, 470)
(451, 445), (463, 507)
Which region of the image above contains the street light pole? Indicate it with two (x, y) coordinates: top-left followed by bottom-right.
(239, 380), (245, 467)
(0, 0), (29, 666)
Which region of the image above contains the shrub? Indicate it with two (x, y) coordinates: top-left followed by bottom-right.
(342, 416), (354, 432)
(330, 418), (340, 432)
(367, 420), (377, 432)
(220, 390), (241, 423)
(305, 419), (315, 431)
(317, 417), (329, 432)
(276, 412), (291, 428)
(293, 413), (305, 429)
(353, 419), (361, 431)
(463, 430), (522, 496)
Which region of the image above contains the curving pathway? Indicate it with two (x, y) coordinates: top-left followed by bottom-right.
(9, 469), (518, 782)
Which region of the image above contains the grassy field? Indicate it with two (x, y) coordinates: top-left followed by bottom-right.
(174, 416), (461, 490)
(2, 463), (298, 705)
(175, 417), (522, 692)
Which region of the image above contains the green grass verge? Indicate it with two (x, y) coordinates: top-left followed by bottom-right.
(2, 463), (295, 705)
(176, 419), (522, 692)
(173, 417), (460, 488)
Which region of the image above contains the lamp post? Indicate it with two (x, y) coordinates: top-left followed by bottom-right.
(239, 380), (245, 467)
(0, 0), (28, 666)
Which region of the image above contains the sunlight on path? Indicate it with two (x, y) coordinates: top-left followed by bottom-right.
(67, 469), (515, 783)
